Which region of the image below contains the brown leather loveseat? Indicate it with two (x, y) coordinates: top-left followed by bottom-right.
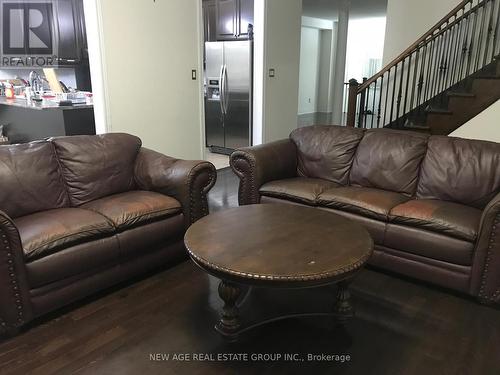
(0, 133), (216, 336)
(231, 125), (500, 305)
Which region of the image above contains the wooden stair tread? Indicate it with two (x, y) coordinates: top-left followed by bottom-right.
(446, 91), (475, 98)
(472, 76), (500, 80)
(425, 106), (453, 115)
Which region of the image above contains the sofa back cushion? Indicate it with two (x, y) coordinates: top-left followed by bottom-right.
(52, 133), (142, 206)
(290, 125), (365, 185)
(350, 129), (429, 195)
(0, 141), (69, 218)
(417, 136), (500, 208)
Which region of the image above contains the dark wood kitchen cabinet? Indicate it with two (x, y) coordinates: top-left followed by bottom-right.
(216, 0), (238, 40)
(204, 0), (253, 41)
(203, 0), (217, 42)
(238, 0), (253, 38)
(55, 0), (87, 65)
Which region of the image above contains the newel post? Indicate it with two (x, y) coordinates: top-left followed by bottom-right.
(346, 79), (359, 127)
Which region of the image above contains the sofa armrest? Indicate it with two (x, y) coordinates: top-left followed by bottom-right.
(0, 210), (33, 336)
(134, 148), (217, 226)
(471, 192), (500, 304)
(230, 139), (298, 205)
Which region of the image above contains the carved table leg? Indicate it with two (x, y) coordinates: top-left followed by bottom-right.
(333, 279), (354, 323)
(215, 280), (242, 341)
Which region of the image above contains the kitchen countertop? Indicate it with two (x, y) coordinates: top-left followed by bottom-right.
(0, 97), (93, 111)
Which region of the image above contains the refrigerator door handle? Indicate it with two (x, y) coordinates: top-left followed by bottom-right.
(223, 64), (229, 115)
(219, 65), (225, 116)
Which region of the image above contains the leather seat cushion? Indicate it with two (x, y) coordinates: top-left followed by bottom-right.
(81, 191), (182, 230)
(318, 186), (410, 221)
(15, 208), (115, 261)
(117, 214), (185, 258)
(389, 199), (481, 242)
(383, 224), (475, 266)
(26, 236), (120, 288)
(259, 177), (340, 205)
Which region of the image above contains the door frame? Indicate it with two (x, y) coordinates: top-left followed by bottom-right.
(82, 0), (111, 134)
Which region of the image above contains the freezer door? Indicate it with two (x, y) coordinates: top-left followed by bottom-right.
(205, 42), (224, 83)
(205, 97), (225, 148)
(223, 41), (251, 149)
(205, 42), (224, 148)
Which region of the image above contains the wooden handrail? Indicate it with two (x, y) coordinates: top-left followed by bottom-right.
(358, 0), (474, 92)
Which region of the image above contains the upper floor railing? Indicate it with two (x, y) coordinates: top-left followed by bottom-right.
(346, 0), (500, 129)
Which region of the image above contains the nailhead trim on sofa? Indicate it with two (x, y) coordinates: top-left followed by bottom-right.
(479, 213), (500, 303)
(0, 228), (24, 333)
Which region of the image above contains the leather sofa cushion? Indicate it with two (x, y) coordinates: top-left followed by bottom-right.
(26, 236), (120, 288)
(0, 141), (69, 218)
(15, 208), (115, 261)
(51, 133), (142, 206)
(383, 224), (475, 266)
(389, 199), (481, 242)
(318, 186), (409, 221)
(317, 206), (387, 245)
(350, 129), (429, 195)
(259, 177), (340, 205)
(116, 214), (185, 258)
(371, 246), (471, 291)
(290, 125), (364, 185)
(417, 136), (500, 208)
(81, 191), (182, 230)
(261, 195), (388, 246)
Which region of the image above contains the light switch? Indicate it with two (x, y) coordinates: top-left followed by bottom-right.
(192, 69), (197, 80)
(269, 68), (275, 78)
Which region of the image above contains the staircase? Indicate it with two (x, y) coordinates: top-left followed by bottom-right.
(346, 0), (500, 135)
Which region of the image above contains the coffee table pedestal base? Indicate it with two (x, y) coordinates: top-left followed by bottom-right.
(215, 280), (242, 341)
(333, 280), (354, 323)
(214, 279), (355, 341)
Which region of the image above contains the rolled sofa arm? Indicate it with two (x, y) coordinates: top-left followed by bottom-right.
(134, 148), (217, 226)
(471, 192), (500, 304)
(0, 210), (33, 336)
(230, 139), (298, 205)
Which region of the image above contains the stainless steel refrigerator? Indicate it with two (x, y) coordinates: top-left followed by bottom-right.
(205, 41), (252, 154)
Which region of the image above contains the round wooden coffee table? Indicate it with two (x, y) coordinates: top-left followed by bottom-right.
(184, 204), (373, 340)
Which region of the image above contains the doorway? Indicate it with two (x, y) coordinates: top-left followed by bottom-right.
(201, 0), (255, 170)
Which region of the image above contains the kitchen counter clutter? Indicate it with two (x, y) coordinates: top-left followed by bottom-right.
(0, 97), (93, 111)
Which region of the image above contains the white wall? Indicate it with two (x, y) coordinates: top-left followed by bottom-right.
(317, 29), (333, 113)
(298, 27), (320, 115)
(298, 16), (335, 115)
(450, 100), (500, 142)
(383, 0), (461, 64)
(96, 0), (204, 160)
(262, 0), (302, 143)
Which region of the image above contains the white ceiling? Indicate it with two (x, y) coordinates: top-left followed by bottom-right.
(302, 0), (388, 21)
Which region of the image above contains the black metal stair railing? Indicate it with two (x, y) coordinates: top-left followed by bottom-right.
(346, 0), (500, 129)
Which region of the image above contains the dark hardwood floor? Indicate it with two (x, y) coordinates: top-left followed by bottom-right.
(1, 167), (500, 375)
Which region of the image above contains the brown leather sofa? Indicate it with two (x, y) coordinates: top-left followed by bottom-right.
(231, 125), (500, 305)
(0, 133), (216, 336)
